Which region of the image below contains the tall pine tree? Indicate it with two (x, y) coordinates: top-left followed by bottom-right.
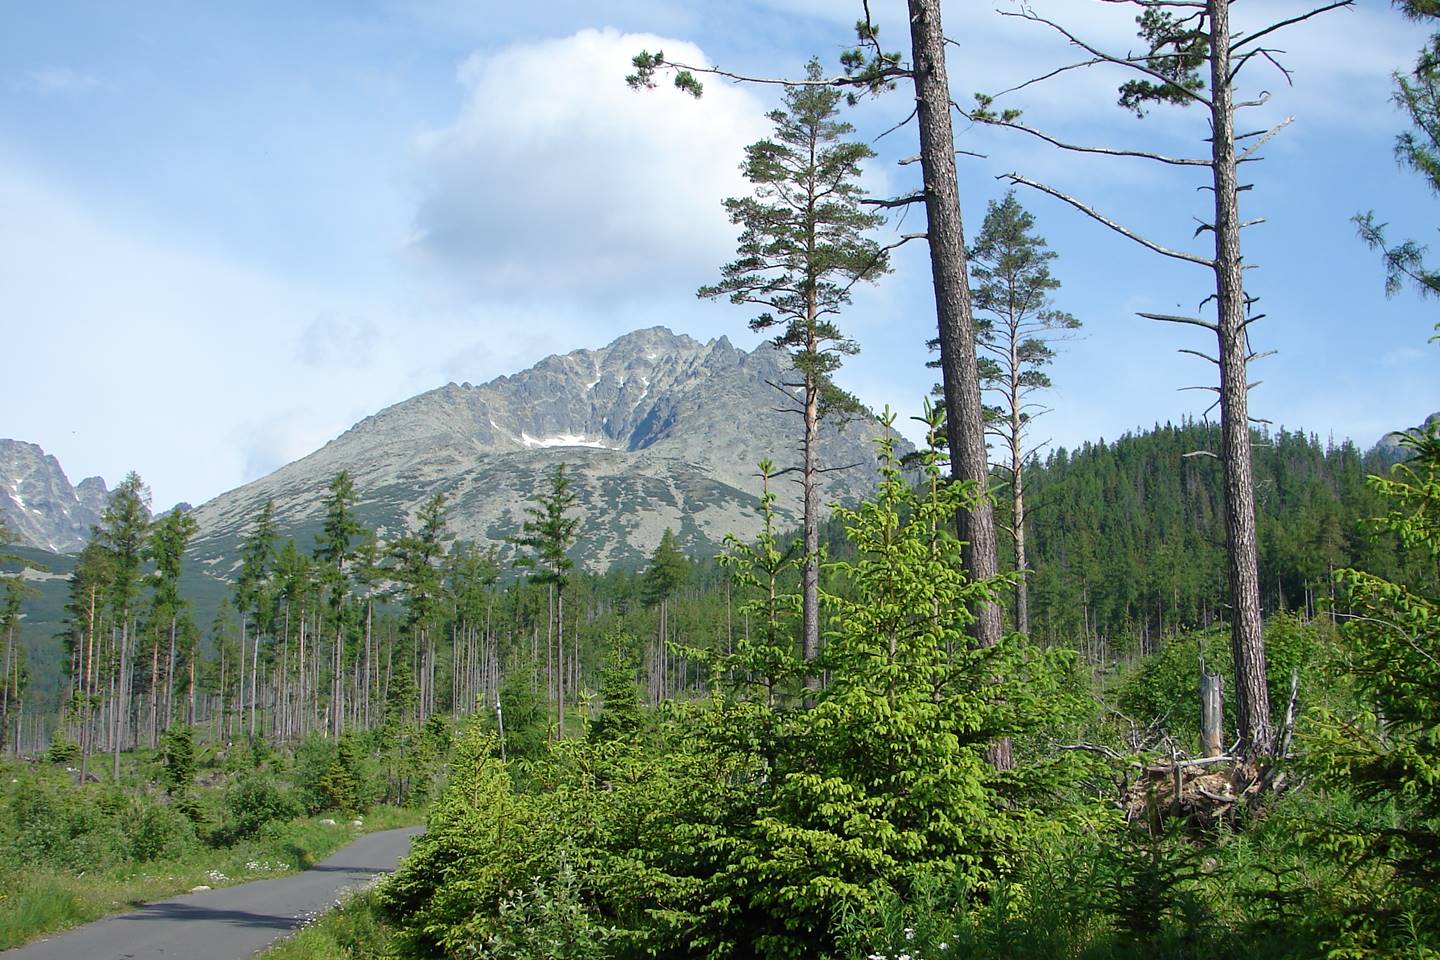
(700, 58), (888, 688)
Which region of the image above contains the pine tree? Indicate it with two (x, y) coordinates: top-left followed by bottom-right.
(314, 472), (362, 736)
(144, 508), (198, 737)
(640, 528), (689, 702)
(701, 58), (887, 687)
(236, 499), (277, 740)
(969, 192), (1080, 634)
(511, 464), (580, 738)
(390, 493), (449, 722)
(96, 472), (151, 777)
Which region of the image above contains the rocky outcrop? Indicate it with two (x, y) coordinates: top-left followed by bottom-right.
(0, 440), (108, 553)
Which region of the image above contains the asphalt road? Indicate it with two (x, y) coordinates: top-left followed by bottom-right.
(2, 826), (424, 960)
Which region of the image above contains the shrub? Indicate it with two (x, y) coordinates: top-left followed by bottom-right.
(43, 737), (80, 765)
(221, 771), (300, 841)
(125, 800), (197, 862)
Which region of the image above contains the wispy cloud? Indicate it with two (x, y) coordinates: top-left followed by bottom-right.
(22, 66), (100, 95)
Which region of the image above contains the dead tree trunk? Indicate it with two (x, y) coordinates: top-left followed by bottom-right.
(1208, 0), (1273, 756)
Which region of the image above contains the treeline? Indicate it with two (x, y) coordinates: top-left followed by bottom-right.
(14, 465), (749, 768)
(2, 418), (1423, 767)
(1013, 421), (1419, 658)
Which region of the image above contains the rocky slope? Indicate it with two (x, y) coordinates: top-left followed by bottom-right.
(188, 327), (901, 570)
(0, 440), (109, 553)
(1374, 411), (1440, 460)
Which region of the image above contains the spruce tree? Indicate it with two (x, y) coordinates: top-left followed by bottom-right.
(96, 472), (151, 776)
(314, 472), (362, 736)
(236, 499), (276, 739)
(144, 508), (198, 735)
(700, 58), (887, 688)
(390, 493), (450, 722)
(641, 528), (688, 701)
(511, 464), (580, 738)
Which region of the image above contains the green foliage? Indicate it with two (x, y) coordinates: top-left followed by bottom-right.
(640, 528), (687, 607)
(1019, 421), (1408, 652)
(384, 421), (1087, 960)
(44, 736), (80, 765)
(258, 889), (397, 960)
(495, 666), (549, 762)
(295, 734), (378, 816)
(588, 638), (643, 744)
(1354, 1), (1440, 300)
(222, 771), (301, 841)
(390, 492), (450, 635)
(0, 769), (201, 870)
(1116, 7), (1209, 116)
(160, 726), (197, 796)
(626, 49), (702, 97)
(126, 800), (198, 862)
(1305, 422), (1440, 950)
(969, 191), (1080, 414)
(510, 464), (579, 592)
(698, 58), (885, 420)
(1116, 615), (1336, 750)
(96, 472), (152, 625)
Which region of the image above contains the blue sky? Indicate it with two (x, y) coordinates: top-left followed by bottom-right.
(1, 0), (1436, 511)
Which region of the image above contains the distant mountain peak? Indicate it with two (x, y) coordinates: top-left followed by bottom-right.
(0, 440), (110, 553)
(188, 327), (896, 570)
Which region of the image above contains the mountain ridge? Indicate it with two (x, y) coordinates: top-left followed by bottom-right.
(0, 440), (109, 553)
(185, 326), (898, 570)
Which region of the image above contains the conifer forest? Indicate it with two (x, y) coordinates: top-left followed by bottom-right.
(1, 2), (1439, 958)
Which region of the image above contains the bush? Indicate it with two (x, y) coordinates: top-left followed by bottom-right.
(125, 800), (197, 862)
(294, 734), (378, 816)
(221, 771), (301, 841)
(43, 737), (80, 765)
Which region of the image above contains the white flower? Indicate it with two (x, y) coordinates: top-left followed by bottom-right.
(904, 927), (915, 941)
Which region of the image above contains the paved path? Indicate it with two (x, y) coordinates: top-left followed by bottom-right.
(3, 826), (423, 960)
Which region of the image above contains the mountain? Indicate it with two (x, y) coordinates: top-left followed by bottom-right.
(188, 327), (900, 571)
(1374, 411), (1440, 461)
(0, 440), (109, 553)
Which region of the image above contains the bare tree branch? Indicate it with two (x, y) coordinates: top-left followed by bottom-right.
(1001, 7), (1213, 109)
(1003, 173), (1215, 266)
(1231, 1), (1355, 54)
(976, 116), (1209, 166)
(1140, 311), (1220, 332)
(1237, 116), (1294, 162)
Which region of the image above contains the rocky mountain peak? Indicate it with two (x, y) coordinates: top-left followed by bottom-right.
(0, 440), (109, 553)
(187, 326), (897, 570)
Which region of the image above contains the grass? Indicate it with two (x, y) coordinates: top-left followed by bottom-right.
(0, 805), (425, 951)
(257, 888), (398, 960)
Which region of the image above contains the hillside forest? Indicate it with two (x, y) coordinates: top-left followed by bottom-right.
(2, 2), (1440, 959)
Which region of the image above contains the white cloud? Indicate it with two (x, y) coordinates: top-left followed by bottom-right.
(406, 28), (771, 307)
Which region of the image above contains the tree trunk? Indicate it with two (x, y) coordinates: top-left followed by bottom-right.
(557, 587), (566, 738)
(906, 0), (1004, 642)
(1208, 0), (1272, 758)
(1011, 346), (1030, 634)
(113, 619), (128, 780)
(1200, 667), (1224, 757)
(907, 0), (1009, 768)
